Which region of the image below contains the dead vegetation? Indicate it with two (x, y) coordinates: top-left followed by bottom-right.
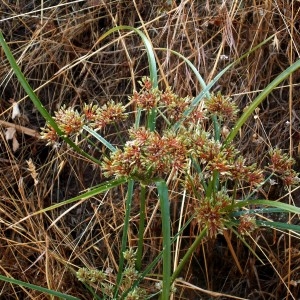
(0, 0), (300, 299)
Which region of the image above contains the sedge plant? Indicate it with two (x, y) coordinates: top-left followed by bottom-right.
(1, 26), (300, 300)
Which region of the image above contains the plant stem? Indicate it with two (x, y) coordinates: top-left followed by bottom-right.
(156, 180), (171, 300)
(114, 179), (134, 298)
(135, 184), (146, 271)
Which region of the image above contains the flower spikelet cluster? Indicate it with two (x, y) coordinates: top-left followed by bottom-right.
(195, 191), (232, 238)
(102, 127), (188, 181)
(123, 248), (137, 267)
(269, 148), (299, 186)
(125, 287), (147, 300)
(76, 248), (146, 299)
(76, 267), (106, 283)
(40, 126), (59, 146)
(92, 100), (127, 130)
(160, 87), (206, 124)
(187, 128), (210, 152)
(130, 77), (206, 124)
(82, 103), (99, 122)
(160, 88), (191, 121)
(53, 105), (84, 135)
(185, 128), (264, 187)
(231, 157), (264, 187)
(129, 77), (160, 110)
(122, 248), (146, 299)
(204, 92), (238, 120)
(40, 101), (127, 145)
(238, 214), (256, 235)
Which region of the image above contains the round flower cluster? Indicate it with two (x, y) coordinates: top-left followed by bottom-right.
(40, 101), (127, 145)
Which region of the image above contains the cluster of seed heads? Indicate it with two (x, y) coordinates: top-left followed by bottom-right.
(41, 78), (299, 241)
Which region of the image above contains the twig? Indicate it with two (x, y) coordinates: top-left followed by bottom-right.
(0, 120), (40, 138)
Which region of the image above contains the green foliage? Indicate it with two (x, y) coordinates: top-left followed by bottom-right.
(0, 275), (80, 300)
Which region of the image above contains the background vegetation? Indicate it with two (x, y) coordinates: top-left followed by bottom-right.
(0, 0), (300, 299)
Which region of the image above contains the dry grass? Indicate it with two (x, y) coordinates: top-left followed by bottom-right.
(0, 0), (300, 299)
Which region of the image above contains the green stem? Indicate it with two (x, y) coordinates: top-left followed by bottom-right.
(156, 180), (171, 300)
(134, 108), (142, 129)
(135, 184), (146, 271)
(147, 107), (157, 132)
(0, 275), (79, 300)
(114, 179), (134, 298)
(210, 114), (220, 197)
(121, 214), (196, 299)
(212, 115), (220, 141)
(206, 170), (219, 200)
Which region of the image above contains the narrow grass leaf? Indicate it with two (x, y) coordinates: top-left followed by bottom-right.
(256, 220), (300, 232)
(158, 48), (208, 93)
(231, 207), (288, 216)
(95, 26), (157, 88)
(0, 275), (80, 300)
(135, 184), (146, 271)
(224, 59), (300, 146)
(0, 31), (54, 126)
(114, 179), (134, 298)
(155, 179), (171, 300)
(230, 199), (300, 214)
(83, 125), (116, 152)
(11, 177), (127, 228)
